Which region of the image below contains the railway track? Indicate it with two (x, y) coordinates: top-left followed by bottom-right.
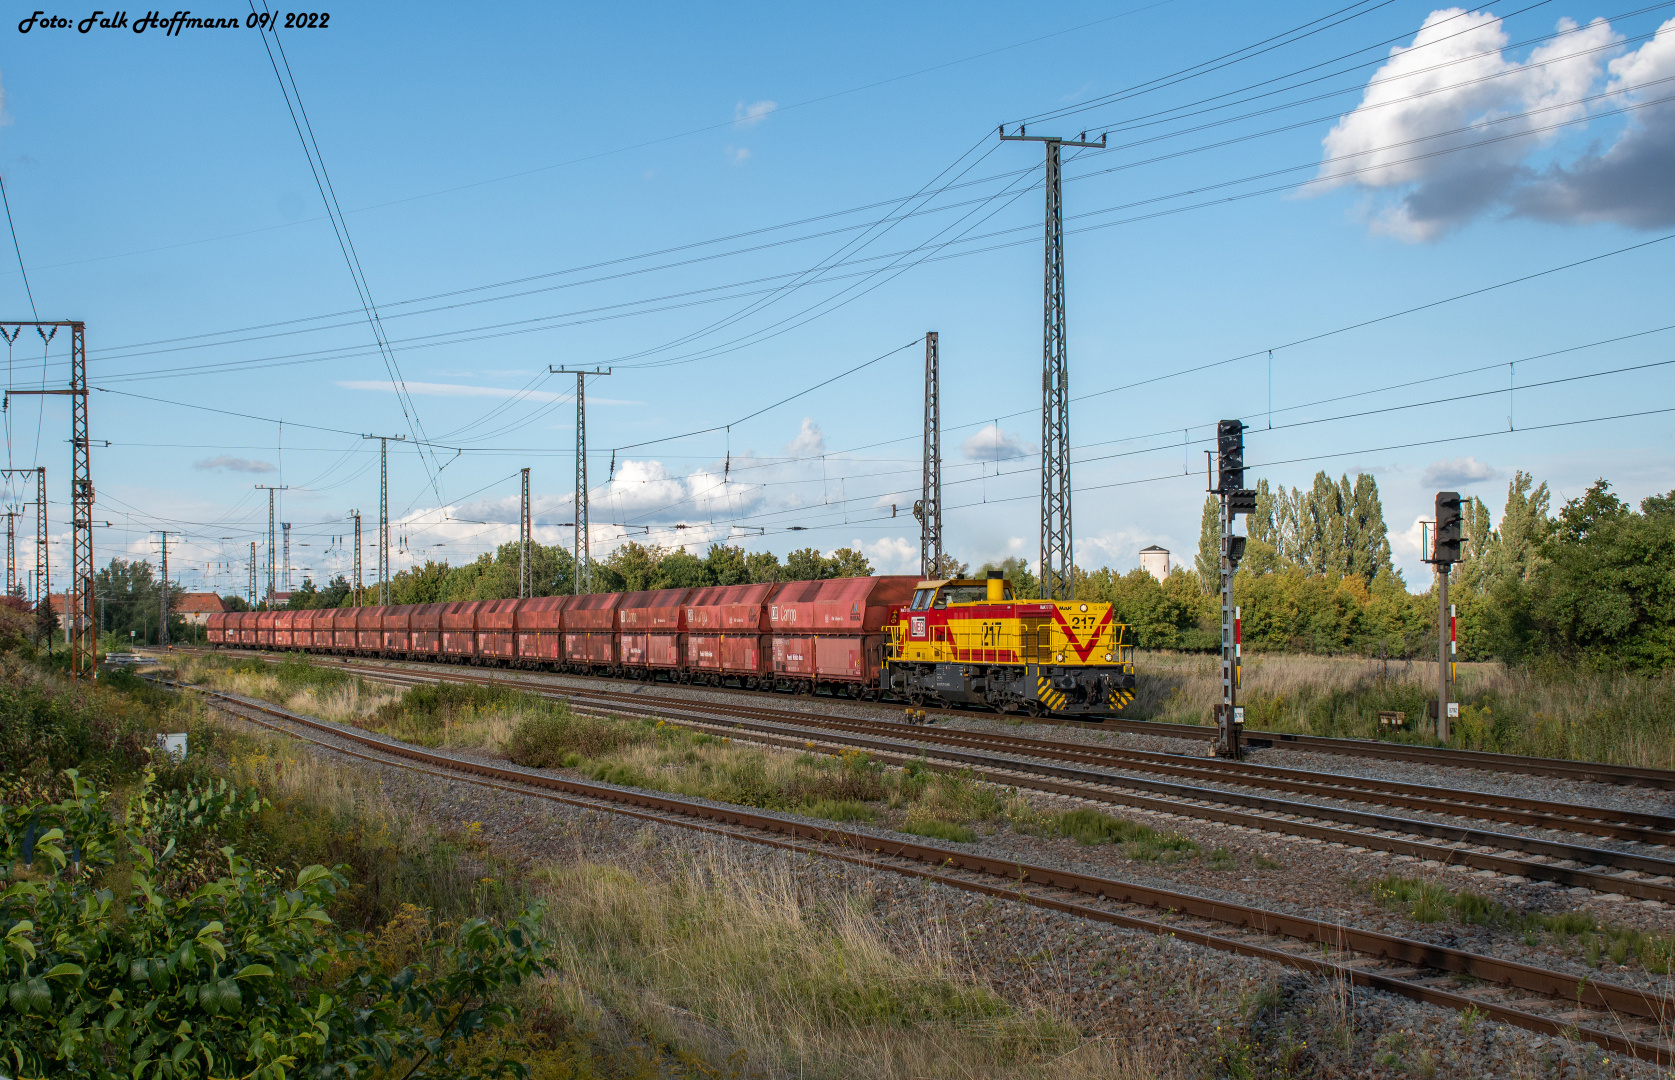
(199, 652), (1675, 904)
(181, 646), (1675, 790)
(177, 680), (1675, 1066)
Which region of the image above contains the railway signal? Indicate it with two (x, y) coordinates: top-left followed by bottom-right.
(1208, 419), (1257, 759)
(1425, 491), (1464, 742)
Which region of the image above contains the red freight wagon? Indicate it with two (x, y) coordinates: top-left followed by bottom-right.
(237, 612), (257, 647)
(409, 604), (444, 658)
(331, 607), (358, 652)
(254, 610), (279, 648)
(206, 611), (226, 645)
(516, 596), (567, 664)
(477, 598), (520, 662)
(352, 606), (378, 652)
(272, 610), (297, 649)
(618, 588), (689, 673)
(308, 609), (334, 650)
(685, 582), (776, 683)
(768, 576), (918, 634)
(768, 576), (917, 693)
(441, 601), (481, 659)
(564, 591), (622, 670)
(380, 606), (412, 653)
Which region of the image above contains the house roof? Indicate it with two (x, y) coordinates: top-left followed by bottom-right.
(1138, 545), (1170, 554)
(177, 592), (226, 614)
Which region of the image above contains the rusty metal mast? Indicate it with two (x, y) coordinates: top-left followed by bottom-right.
(551, 367), (610, 594)
(918, 332), (941, 578)
(999, 129), (1104, 601)
(5, 321), (93, 678)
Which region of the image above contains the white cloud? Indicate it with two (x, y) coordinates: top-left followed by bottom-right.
(725, 146), (751, 165)
(784, 417), (825, 457)
(1392, 514), (1432, 561)
(1314, 10), (1675, 239)
(734, 100), (777, 128)
(852, 536), (918, 573)
(1421, 455), (1497, 487)
(960, 423), (1028, 461)
(194, 455), (275, 474)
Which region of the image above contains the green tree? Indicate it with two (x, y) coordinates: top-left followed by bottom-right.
(1195, 495), (1220, 591)
(975, 556), (1031, 596)
(1517, 482), (1675, 671)
(703, 543), (751, 585)
(827, 547), (873, 578)
(743, 549), (783, 583)
(388, 560), (450, 605)
(785, 547), (830, 581)
(93, 558), (185, 645)
(1344, 473), (1394, 584)
(602, 541), (664, 592)
(655, 549), (709, 588)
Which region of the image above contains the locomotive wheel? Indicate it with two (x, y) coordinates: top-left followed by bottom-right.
(908, 691), (926, 708)
(938, 698), (953, 710)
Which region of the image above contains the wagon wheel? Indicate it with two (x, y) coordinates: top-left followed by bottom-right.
(908, 691), (926, 708)
(938, 698), (954, 710)
(1024, 701), (1045, 719)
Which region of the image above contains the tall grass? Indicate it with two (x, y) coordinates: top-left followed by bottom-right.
(535, 848), (1175, 1079)
(1129, 651), (1675, 769)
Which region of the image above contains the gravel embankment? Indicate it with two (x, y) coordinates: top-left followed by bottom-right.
(201, 693), (1667, 1080)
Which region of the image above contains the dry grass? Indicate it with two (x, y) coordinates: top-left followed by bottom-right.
(533, 844), (1180, 1080)
(1129, 651), (1675, 769)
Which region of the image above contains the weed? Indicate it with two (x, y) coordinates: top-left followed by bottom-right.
(900, 818), (977, 843)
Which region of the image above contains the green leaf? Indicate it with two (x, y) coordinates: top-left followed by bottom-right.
(44, 963), (84, 979)
(295, 864), (332, 888)
(233, 963), (274, 980)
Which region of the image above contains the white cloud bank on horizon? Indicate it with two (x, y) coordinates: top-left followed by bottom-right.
(960, 423), (1028, 461)
(1422, 455), (1498, 487)
(194, 455), (275, 473)
(1317, 10), (1675, 239)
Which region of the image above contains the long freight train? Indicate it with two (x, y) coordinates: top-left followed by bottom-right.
(205, 571), (1136, 718)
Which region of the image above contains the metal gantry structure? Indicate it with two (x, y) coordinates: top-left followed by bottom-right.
(519, 467), (531, 599)
(1000, 128), (1104, 601)
(5, 320), (93, 678)
(0, 468), (48, 608)
(152, 530), (172, 647)
(918, 331), (942, 578)
(248, 542), (257, 606)
(551, 367), (610, 594)
(349, 509), (362, 606)
(281, 522), (292, 594)
(362, 435), (405, 604)
(254, 485), (287, 602)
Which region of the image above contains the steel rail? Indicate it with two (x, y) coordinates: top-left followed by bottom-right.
(187, 644), (1675, 789)
(274, 658), (1675, 901)
(233, 651), (1674, 836)
(177, 681), (1675, 1065)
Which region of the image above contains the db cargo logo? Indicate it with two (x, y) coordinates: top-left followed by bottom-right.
(910, 616), (927, 638)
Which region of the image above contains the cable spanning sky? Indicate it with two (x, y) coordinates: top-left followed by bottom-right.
(1, 0), (1671, 596)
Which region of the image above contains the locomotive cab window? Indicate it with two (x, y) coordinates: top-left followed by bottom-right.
(910, 589), (935, 611)
(937, 584), (1009, 606)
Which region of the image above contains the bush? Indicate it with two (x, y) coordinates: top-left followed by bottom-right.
(502, 705), (652, 766)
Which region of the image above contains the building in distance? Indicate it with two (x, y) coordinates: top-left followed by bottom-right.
(1139, 545), (1170, 583)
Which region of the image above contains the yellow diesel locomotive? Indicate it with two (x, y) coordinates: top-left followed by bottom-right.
(884, 570), (1136, 718)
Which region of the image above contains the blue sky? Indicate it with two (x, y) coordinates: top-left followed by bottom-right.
(2, 0), (1672, 598)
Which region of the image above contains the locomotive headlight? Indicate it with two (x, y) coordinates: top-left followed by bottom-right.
(1104, 653), (1113, 662)
(1079, 603), (1088, 613)
(1055, 653), (1064, 662)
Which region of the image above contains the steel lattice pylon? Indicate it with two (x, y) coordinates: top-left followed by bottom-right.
(519, 467), (531, 598)
(350, 509), (362, 606)
(1000, 129), (1104, 601)
(4, 322), (92, 676)
(361, 435), (404, 605)
(920, 331), (941, 577)
(255, 485), (287, 602)
(552, 367), (610, 595)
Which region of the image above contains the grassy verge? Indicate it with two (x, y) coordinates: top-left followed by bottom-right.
(1129, 651), (1675, 769)
(157, 668), (1183, 1077)
(1367, 873), (1675, 973)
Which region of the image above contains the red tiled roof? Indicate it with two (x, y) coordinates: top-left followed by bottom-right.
(176, 592), (225, 614)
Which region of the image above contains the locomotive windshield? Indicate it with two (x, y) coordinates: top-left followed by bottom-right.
(909, 588), (934, 610)
(932, 583), (1012, 607)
